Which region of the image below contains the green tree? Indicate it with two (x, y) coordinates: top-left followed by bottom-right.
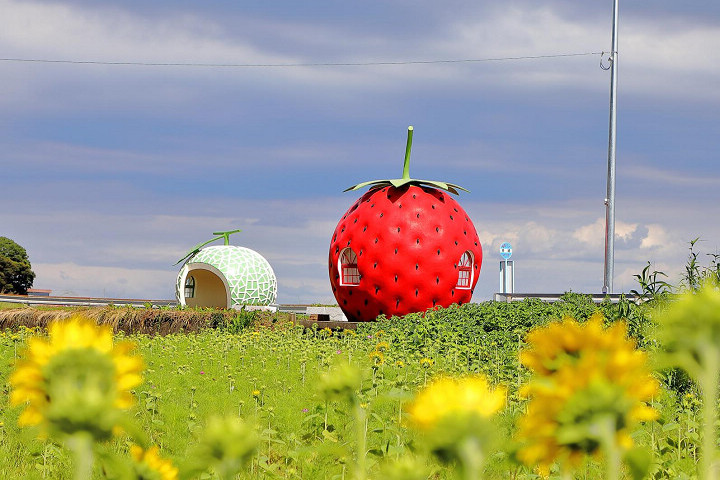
(0, 237), (35, 294)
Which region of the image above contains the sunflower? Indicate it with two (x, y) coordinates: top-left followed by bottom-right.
(368, 349), (385, 366)
(130, 445), (179, 480)
(516, 313), (658, 477)
(419, 357), (434, 368)
(9, 315), (144, 440)
(318, 361), (361, 403)
(185, 415), (259, 480)
(407, 375), (506, 430)
(407, 375), (507, 477)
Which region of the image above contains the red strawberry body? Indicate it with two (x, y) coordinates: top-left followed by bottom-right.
(329, 184), (482, 322)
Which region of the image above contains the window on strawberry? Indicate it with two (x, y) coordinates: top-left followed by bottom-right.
(339, 248), (360, 286)
(456, 251), (473, 289)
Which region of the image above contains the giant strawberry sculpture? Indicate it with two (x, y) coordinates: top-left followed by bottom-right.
(329, 126), (482, 322)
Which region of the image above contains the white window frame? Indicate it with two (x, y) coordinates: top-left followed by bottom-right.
(456, 251), (474, 289)
(339, 248), (360, 286)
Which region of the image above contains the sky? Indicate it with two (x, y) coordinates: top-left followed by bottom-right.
(2, 0), (719, 304)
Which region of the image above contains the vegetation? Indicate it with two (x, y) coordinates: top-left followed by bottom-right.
(1, 290), (717, 479)
(0, 237), (35, 295)
(0, 305), (280, 334)
(630, 238), (719, 302)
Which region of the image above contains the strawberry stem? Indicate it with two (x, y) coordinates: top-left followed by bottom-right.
(402, 126), (413, 180)
(344, 126), (469, 195)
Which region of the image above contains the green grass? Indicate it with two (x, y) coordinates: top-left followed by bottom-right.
(0, 301), (24, 310)
(0, 297), (705, 479)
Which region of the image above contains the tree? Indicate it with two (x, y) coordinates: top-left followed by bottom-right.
(0, 237), (35, 294)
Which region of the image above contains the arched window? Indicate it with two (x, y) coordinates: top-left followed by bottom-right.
(339, 248), (360, 286)
(184, 275), (196, 298)
(456, 251), (473, 289)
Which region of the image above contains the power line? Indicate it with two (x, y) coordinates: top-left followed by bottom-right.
(0, 52), (602, 68)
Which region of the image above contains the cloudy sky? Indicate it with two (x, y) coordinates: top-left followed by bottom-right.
(2, 0), (719, 303)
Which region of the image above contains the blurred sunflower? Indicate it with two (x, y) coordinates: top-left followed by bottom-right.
(185, 415), (259, 480)
(407, 375), (506, 430)
(653, 283), (720, 480)
(9, 315), (143, 440)
(516, 313), (658, 477)
(318, 361), (361, 404)
(130, 444), (179, 480)
(407, 375), (507, 479)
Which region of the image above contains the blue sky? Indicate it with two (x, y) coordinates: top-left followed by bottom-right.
(2, 0), (719, 303)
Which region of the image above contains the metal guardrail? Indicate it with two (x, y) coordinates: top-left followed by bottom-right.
(0, 294), (314, 313)
(493, 293), (639, 303)
(0, 293), (177, 308)
(2, 293), (640, 311)
(276, 304), (310, 314)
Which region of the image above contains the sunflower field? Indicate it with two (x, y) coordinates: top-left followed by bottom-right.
(1, 286), (720, 479)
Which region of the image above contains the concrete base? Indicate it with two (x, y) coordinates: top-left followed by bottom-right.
(306, 306), (348, 322)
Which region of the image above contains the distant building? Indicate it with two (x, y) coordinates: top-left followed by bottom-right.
(27, 289), (52, 297)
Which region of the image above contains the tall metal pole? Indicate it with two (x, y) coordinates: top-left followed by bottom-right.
(603, 0), (619, 294)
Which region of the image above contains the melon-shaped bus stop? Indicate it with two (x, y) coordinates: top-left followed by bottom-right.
(175, 231), (277, 309)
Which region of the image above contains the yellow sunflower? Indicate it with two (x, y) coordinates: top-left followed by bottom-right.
(516, 313), (658, 477)
(407, 375), (507, 477)
(9, 315), (143, 440)
(407, 375), (507, 431)
(130, 445), (179, 480)
(419, 357), (434, 368)
(368, 349), (385, 365)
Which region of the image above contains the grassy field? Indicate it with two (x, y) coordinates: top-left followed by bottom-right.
(0, 295), (711, 479)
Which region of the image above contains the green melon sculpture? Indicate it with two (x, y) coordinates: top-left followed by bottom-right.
(175, 230), (278, 308)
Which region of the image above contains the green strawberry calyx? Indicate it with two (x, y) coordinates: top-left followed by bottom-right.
(344, 126), (469, 195)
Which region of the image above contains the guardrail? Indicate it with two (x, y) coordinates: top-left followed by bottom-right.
(0, 293), (177, 308)
(0, 294), (315, 313)
(2, 292), (641, 312)
(493, 293), (639, 303)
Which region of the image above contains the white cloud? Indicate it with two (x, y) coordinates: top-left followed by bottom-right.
(2, 0), (718, 114)
(640, 224), (669, 249)
(623, 20), (720, 100)
(572, 218), (638, 249)
(572, 218), (604, 248)
(625, 163), (720, 187)
(1, 0), (275, 65)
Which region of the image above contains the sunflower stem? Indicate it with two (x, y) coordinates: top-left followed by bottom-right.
(66, 432), (95, 480)
(699, 348), (720, 480)
(599, 416), (621, 480)
(456, 436), (484, 480)
(402, 126), (413, 180)
(353, 399), (367, 480)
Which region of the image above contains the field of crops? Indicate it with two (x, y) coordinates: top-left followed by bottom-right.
(1, 289), (719, 479)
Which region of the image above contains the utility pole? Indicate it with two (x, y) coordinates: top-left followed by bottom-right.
(603, 0), (619, 294)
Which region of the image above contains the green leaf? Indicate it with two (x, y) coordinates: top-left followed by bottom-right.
(623, 446), (653, 480)
(662, 422), (679, 431)
(322, 429), (338, 443)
